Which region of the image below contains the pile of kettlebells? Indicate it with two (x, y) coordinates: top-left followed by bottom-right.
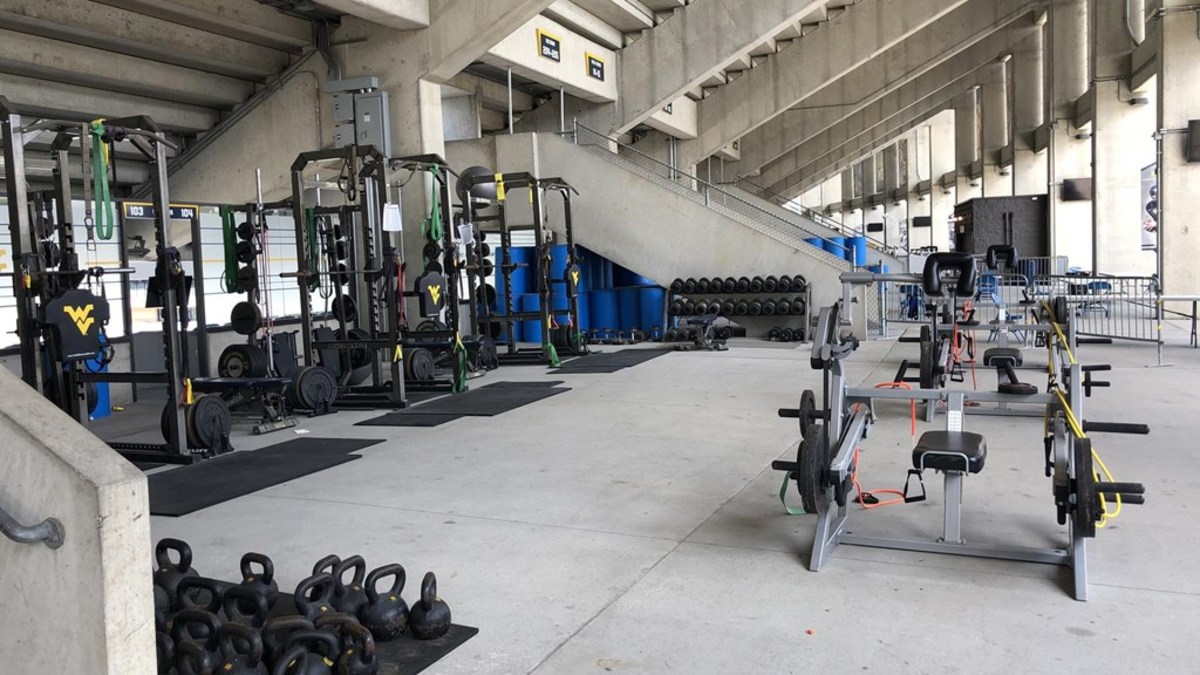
(153, 538), (452, 675)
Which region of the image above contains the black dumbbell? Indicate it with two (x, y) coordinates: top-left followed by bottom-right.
(669, 300), (683, 316)
(768, 327), (781, 341)
(748, 300), (763, 316)
(749, 276), (765, 293)
(779, 327), (794, 341)
(682, 300), (696, 315)
(789, 297), (806, 315)
(670, 279), (684, 293)
(777, 275), (793, 293)
(734, 300), (749, 316)
(763, 276), (778, 293)
(696, 278), (711, 294)
(694, 301), (709, 315)
(735, 277), (751, 293)
(722, 299), (736, 316)
(722, 277), (737, 294)
(762, 299), (778, 316)
(683, 278), (698, 294)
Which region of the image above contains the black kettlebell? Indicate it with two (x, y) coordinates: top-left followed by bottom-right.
(294, 573), (337, 622)
(313, 555), (341, 577)
(154, 538), (198, 603)
(240, 552), (279, 608)
(156, 631), (175, 675)
(176, 576), (229, 615)
(335, 623), (378, 675)
(176, 637), (217, 675)
(154, 584), (171, 631)
(262, 616), (314, 669)
(359, 564), (408, 641)
(313, 613), (362, 651)
(284, 630), (340, 675)
(223, 584), (270, 629)
(332, 555), (369, 618)
(171, 609), (223, 667)
(409, 572), (452, 640)
(218, 623), (269, 675)
(271, 646), (313, 675)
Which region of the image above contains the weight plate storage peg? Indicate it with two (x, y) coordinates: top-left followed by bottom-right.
(422, 241), (442, 261)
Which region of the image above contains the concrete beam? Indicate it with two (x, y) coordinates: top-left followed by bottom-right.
(0, 29), (253, 109)
(681, 0), (974, 166)
(0, 1), (286, 81)
(753, 23), (1026, 190)
(426, 0), (558, 82)
(574, 0), (655, 33)
(615, 0), (827, 133)
(317, 0), (430, 30)
(90, 0), (311, 52)
(736, 0), (1041, 174)
(446, 72), (535, 112)
(0, 74), (219, 133)
(546, 0), (624, 49)
(765, 65), (988, 197)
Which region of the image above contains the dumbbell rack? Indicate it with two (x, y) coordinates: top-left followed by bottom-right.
(665, 275), (812, 341)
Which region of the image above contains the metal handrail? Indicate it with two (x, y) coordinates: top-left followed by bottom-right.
(1, 503), (64, 548)
(568, 121), (853, 266)
(733, 176), (889, 251)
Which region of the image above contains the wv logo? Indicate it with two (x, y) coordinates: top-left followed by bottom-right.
(428, 285), (442, 305)
(571, 270), (580, 285)
(64, 304), (95, 335)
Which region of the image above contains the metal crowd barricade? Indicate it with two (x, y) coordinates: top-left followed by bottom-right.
(1047, 274), (1160, 343)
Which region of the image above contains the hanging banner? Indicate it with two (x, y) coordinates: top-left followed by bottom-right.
(1140, 164), (1157, 251)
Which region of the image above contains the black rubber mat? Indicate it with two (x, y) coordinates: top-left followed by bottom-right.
(270, 596), (477, 674)
(355, 413), (464, 427)
(552, 349), (671, 373)
(133, 462), (164, 472)
(404, 390), (449, 404)
(383, 386), (569, 417)
(148, 438), (382, 516)
(480, 380), (565, 388)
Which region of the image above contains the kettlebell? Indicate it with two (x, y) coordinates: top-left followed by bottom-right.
(294, 573), (337, 622)
(171, 609), (223, 666)
(283, 630), (340, 675)
(408, 572), (451, 640)
(335, 623), (379, 675)
(176, 638), (218, 675)
(313, 613), (362, 651)
(156, 631), (175, 675)
(154, 584), (171, 631)
(359, 564), (408, 641)
(262, 616), (314, 669)
(271, 646), (313, 675)
(332, 555), (369, 618)
(176, 576), (229, 615)
(240, 552), (280, 608)
(223, 584), (270, 629)
(312, 555), (341, 577)
(217, 623), (269, 675)
(154, 538), (198, 603)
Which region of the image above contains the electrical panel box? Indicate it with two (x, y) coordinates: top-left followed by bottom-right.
(327, 79), (391, 156)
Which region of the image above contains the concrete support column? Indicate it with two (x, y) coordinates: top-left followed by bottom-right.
(881, 144), (905, 247)
(955, 88), (982, 203)
(1048, 0), (1091, 265)
(1156, 1), (1200, 292)
(1091, 0), (1156, 275)
(930, 110), (957, 250)
(981, 62), (1014, 196)
(1012, 26), (1048, 194)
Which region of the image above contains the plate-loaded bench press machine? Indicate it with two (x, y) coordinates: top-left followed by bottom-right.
(772, 301), (1149, 600)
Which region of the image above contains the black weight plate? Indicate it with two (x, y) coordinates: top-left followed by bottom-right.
(423, 242), (442, 261)
(230, 302), (261, 336)
(796, 424), (828, 514)
(718, 326), (733, 341)
(777, 275), (793, 293)
(85, 381), (98, 415)
(161, 400), (175, 444)
(296, 366), (338, 410)
(479, 242), (491, 258)
(345, 328), (372, 369)
(481, 259), (495, 277)
(798, 389), (817, 439)
(478, 337), (499, 369)
(425, 260), (443, 274)
(218, 343), (268, 378)
(476, 283), (497, 307)
(1074, 437), (1097, 538)
(236, 266), (258, 291)
(187, 395), (231, 451)
(721, 277), (736, 294)
(1052, 296), (1070, 324)
(235, 240), (257, 264)
(332, 263), (350, 287)
(406, 347), (436, 381)
(236, 222), (255, 241)
(486, 320), (503, 339)
(919, 337), (936, 390)
(330, 294), (357, 319)
(335, 240), (349, 261)
(415, 319), (448, 332)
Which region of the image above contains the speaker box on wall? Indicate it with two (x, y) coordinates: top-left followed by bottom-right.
(1061, 178), (1093, 201)
(912, 216), (932, 228)
(1187, 120), (1200, 163)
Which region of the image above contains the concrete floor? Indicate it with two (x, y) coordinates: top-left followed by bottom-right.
(148, 333), (1200, 674)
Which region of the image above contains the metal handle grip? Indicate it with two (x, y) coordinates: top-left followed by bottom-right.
(1082, 421), (1150, 435)
(0, 506), (64, 548)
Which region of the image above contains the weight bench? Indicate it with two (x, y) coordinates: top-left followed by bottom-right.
(982, 347), (1038, 396)
(903, 431), (987, 545)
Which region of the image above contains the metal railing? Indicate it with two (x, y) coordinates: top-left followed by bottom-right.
(732, 176), (889, 251)
(1046, 274), (1160, 344)
(1, 502), (64, 548)
(567, 122), (853, 269)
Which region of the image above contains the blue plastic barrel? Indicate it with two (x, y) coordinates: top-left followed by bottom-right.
(550, 244), (569, 280)
(824, 236), (846, 257)
(805, 237), (825, 250)
(550, 291), (570, 322)
(599, 258), (614, 289)
(617, 287), (641, 331)
(84, 347), (111, 420)
(590, 289), (619, 331)
(521, 294), (543, 343)
(847, 236), (869, 266)
(497, 246), (532, 297)
(638, 287), (666, 334)
(575, 292), (591, 331)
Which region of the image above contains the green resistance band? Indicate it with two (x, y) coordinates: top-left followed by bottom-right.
(89, 121), (114, 240)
